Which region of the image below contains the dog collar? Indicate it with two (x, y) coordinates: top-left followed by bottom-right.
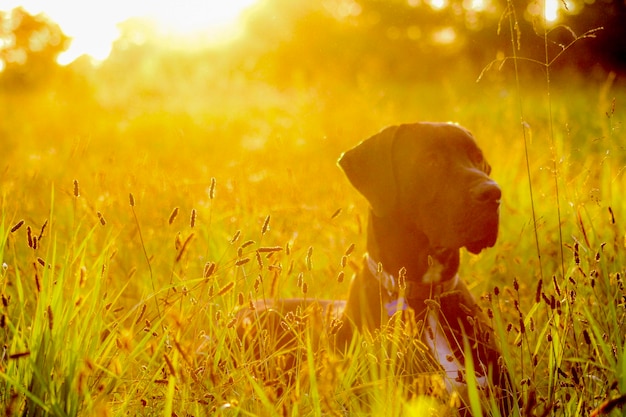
(366, 255), (459, 315)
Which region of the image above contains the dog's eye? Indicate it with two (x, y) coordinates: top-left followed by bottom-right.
(470, 150), (484, 166)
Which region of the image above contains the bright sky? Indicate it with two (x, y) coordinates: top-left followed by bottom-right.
(3, 0), (259, 64)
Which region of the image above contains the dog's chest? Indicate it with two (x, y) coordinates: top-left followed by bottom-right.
(423, 309), (487, 391)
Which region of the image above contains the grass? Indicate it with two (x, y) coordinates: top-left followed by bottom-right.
(1, 37), (626, 417)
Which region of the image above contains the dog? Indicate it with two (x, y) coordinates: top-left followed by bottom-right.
(238, 122), (514, 413)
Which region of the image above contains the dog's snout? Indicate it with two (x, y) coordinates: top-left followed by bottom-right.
(471, 180), (501, 203)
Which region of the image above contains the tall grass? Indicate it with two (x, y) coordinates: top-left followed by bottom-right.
(2, 14), (626, 417)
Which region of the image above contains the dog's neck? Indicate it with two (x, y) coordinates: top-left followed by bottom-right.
(367, 211), (460, 285)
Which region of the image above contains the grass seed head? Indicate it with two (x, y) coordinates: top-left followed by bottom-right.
(135, 304), (147, 324)
(34, 271), (41, 293)
(255, 251), (263, 269)
(209, 177), (216, 199)
(398, 267), (407, 291)
(235, 257), (250, 266)
(129, 193), (135, 207)
(10, 220), (24, 233)
(27, 226), (33, 248)
(47, 305), (53, 330)
(175, 233), (195, 262)
(241, 240), (255, 249)
(305, 246), (313, 271)
(535, 279), (543, 303)
(218, 282), (235, 296)
(261, 215), (270, 235)
(190, 208), (197, 228)
(163, 353), (176, 377)
(79, 266), (87, 287)
(38, 219), (47, 240)
(203, 262), (216, 278)
(552, 275), (561, 296)
(330, 318), (344, 335)
(257, 246), (282, 253)
(168, 207), (179, 225)
(97, 211), (106, 226)
(73, 179), (80, 197)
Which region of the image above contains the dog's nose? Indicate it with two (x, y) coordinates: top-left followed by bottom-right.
(471, 180), (501, 204)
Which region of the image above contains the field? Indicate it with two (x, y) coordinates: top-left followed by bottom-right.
(2, 13), (626, 415)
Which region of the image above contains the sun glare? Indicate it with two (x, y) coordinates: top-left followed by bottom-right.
(3, 0), (258, 65)
(429, 0), (448, 10)
(544, 0), (559, 22)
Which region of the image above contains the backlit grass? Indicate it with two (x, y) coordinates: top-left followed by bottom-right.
(1, 64), (625, 416)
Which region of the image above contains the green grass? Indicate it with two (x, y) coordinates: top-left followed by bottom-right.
(1, 60), (625, 416)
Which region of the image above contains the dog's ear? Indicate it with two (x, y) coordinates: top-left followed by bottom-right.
(338, 125), (399, 217)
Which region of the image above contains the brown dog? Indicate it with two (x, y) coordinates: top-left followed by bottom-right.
(238, 122), (514, 413)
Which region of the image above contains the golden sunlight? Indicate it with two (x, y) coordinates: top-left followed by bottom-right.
(429, 0), (448, 11)
(544, 0), (559, 22)
(3, 0), (258, 64)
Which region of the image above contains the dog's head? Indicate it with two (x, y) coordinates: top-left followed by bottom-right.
(338, 122), (500, 254)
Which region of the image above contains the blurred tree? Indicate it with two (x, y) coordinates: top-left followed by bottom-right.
(0, 7), (70, 90)
(234, 0), (624, 87)
(546, 0), (626, 70)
